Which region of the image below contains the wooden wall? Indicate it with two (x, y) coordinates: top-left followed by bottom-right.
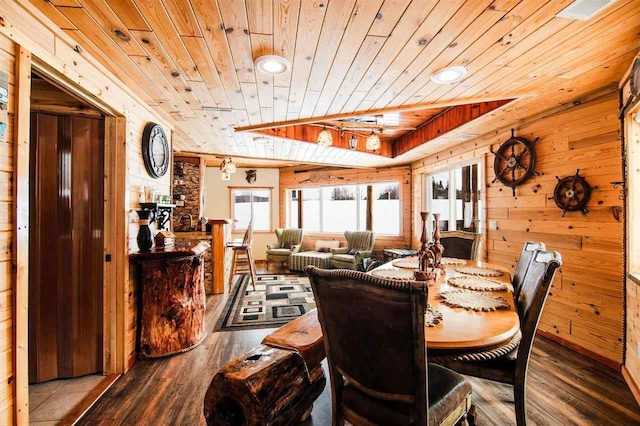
(0, 33), (16, 425)
(279, 165), (412, 256)
(412, 93), (624, 366)
(0, 3), (174, 422)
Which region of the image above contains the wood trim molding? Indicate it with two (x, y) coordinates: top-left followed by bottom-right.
(622, 365), (640, 406)
(392, 100), (513, 157)
(13, 44), (31, 425)
(537, 329), (621, 371)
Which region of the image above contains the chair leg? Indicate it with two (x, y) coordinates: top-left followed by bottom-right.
(246, 248), (257, 291)
(228, 250), (237, 293)
(514, 380), (527, 426)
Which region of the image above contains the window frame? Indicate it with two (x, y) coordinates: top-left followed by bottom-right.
(285, 180), (402, 236)
(229, 187), (273, 232)
(422, 159), (483, 233)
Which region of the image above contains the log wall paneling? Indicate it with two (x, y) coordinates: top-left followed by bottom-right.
(412, 93), (624, 365)
(0, 3), (175, 423)
(279, 165), (412, 257)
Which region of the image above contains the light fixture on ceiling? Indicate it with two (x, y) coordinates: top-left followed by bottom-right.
(348, 134), (358, 150)
(317, 127), (333, 147)
(430, 66), (468, 84)
(253, 135), (270, 144)
(255, 55), (291, 75)
(366, 132), (381, 150)
(220, 158), (237, 180)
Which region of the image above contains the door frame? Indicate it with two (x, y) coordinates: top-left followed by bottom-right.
(13, 45), (127, 422)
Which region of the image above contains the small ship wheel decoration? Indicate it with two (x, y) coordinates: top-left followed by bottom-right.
(549, 169), (597, 217)
(491, 129), (539, 196)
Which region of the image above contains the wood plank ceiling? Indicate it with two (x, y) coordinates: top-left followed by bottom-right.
(27, 0), (640, 167)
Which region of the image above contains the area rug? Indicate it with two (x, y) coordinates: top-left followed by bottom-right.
(214, 274), (316, 332)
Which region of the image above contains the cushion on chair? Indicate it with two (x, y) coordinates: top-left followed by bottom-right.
(266, 248), (293, 256)
(341, 364), (472, 426)
(331, 254), (356, 264)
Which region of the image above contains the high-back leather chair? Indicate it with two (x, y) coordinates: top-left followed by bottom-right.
(440, 231), (482, 260)
(437, 249), (562, 426)
(512, 242), (545, 303)
(306, 266), (473, 426)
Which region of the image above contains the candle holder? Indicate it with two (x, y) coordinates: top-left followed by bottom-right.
(415, 212), (437, 282)
(432, 213), (444, 268)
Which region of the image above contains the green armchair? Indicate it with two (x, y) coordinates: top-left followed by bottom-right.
(329, 230), (376, 270)
(266, 228), (304, 266)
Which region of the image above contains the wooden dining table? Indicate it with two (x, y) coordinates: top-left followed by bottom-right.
(372, 259), (520, 354)
(263, 259), (521, 360)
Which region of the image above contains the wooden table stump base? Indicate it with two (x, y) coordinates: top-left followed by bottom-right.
(203, 344), (326, 425)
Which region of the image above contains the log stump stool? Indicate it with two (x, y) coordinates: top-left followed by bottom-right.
(204, 310), (326, 425)
(131, 241), (210, 359)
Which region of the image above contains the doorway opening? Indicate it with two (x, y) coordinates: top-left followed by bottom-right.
(27, 72), (114, 424)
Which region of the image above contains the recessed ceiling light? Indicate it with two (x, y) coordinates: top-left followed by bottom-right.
(430, 66), (468, 84)
(255, 55), (291, 75)
(253, 136), (270, 144)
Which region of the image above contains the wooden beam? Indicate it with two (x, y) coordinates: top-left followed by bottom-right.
(253, 125), (393, 158)
(392, 100), (514, 157)
(13, 44), (31, 425)
(234, 95), (528, 132)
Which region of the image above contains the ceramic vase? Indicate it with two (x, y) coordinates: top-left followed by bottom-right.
(136, 210), (154, 252)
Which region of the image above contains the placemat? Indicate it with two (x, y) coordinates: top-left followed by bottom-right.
(447, 276), (509, 292)
(455, 266), (504, 277)
(392, 256), (419, 269)
(371, 268), (415, 281)
(437, 290), (510, 311)
(426, 304), (443, 327)
(441, 257), (466, 266)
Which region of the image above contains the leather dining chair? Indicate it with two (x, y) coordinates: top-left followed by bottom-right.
(439, 231), (482, 260)
(437, 250), (562, 426)
(512, 242), (546, 304)
(306, 266), (474, 426)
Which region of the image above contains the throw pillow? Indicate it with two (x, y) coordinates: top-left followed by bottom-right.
(349, 249), (358, 255)
(318, 247), (330, 253)
(281, 241), (292, 249)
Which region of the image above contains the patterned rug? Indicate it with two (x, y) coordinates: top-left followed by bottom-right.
(214, 274), (316, 332)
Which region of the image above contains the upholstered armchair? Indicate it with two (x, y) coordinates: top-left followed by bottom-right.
(329, 230), (376, 270)
(266, 228), (304, 266)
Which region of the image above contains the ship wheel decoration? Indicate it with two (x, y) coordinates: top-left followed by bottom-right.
(491, 129), (539, 196)
(549, 169), (597, 217)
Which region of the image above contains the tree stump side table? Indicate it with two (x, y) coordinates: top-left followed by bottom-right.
(130, 241), (210, 359)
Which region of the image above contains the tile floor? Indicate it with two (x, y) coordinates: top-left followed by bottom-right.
(29, 374), (104, 425)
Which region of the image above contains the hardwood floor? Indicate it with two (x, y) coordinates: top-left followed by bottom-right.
(78, 267), (640, 425)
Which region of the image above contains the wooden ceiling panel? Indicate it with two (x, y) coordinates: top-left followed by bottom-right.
(26, 0), (640, 167)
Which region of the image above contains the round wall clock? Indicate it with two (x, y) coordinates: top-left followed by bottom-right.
(142, 123), (170, 178)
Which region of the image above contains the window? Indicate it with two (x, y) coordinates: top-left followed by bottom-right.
(231, 188), (271, 231)
(424, 162), (482, 232)
(286, 181), (401, 235)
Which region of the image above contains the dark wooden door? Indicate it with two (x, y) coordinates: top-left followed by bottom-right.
(29, 113), (104, 383)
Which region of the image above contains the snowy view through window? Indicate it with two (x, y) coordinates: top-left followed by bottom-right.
(232, 189), (270, 231)
(288, 182), (400, 235)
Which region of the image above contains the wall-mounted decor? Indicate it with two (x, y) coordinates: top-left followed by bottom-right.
(491, 129), (539, 196)
(549, 169), (596, 217)
(142, 123), (170, 178)
(246, 169), (257, 184)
